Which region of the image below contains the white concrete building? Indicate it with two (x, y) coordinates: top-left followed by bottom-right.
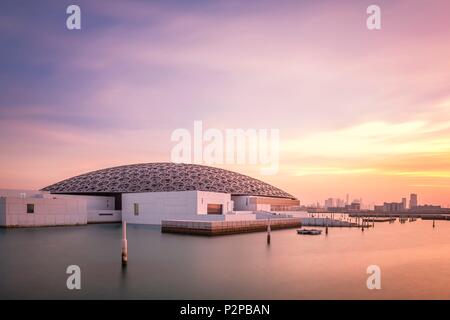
(0, 190), (121, 227)
(54, 194), (121, 223)
(123, 191), (233, 225)
(0, 192), (87, 227)
(2, 163), (300, 227)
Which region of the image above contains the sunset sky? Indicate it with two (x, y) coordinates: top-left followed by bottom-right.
(1, 0), (449, 207)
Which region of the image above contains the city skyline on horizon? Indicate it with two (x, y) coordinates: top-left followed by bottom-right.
(318, 192), (440, 210)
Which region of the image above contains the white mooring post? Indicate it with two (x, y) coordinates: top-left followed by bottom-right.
(122, 221), (128, 266)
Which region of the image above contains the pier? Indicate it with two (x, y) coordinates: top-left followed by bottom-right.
(350, 213), (450, 221)
(299, 217), (361, 228)
(362, 217), (396, 223)
(161, 218), (301, 236)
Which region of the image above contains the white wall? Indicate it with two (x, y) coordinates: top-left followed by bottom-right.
(2, 197), (87, 227)
(0, 191), (114, 212)
(51, 194), (115, 210)
(0, 189), (47, 198)
(232, 196), (280, 212)
(87, 210), (122, 223)
(258, 204), (271, 211)
(232, 196), (256, 211)
(223, 213), (256, 221)
(122, 191), (232, 225)
(52, 194), (121, 223)
(197, 191), (233, 214)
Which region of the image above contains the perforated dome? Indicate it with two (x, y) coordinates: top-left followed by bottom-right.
(42, 163), (296, 199)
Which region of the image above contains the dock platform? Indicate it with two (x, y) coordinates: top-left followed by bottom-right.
(161, 217), (302, 236)
(350, 213), (450, 221)
(362, 217), (396, 223)
(299, 217), (367, 228)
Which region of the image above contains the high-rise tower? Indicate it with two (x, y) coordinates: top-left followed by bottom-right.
(402, 198), (407, 210)
(409, 194), (418, 208)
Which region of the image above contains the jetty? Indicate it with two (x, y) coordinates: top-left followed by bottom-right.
(161, 214), (377, 236)
(362, 217), (396, 223)
(299, 217), (361, 228)
(350, 213), (450, 221)
(161, 217), (301, 236)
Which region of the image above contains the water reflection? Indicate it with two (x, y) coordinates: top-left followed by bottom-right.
(1, 219), (450, 299)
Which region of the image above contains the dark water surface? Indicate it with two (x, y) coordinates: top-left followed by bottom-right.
(1, 219), (450, 299)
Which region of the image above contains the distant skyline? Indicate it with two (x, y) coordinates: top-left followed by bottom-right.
(1, 0), (450, 206)
(319, 193), (436, 210)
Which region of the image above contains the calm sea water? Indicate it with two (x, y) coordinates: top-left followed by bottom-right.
(1, 218), (450, 299)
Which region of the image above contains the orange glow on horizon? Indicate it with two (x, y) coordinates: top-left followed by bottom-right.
(1, 1), (450, 207)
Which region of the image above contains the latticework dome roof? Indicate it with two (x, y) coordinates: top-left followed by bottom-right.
(42, 163), (296, 199)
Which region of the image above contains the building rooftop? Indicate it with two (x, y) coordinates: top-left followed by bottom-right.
(42, 163), (297, 199)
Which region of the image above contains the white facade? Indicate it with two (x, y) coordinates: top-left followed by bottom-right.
(122, 190), (233, 225)
(54, 194), (121, 223)
(55, 194), (115, 210)
(232, 196), (270, 211)
(87, 210), (122, 223)
(0, 189), (44, 198)
(0, 188), (296, 227)
(0, 190), (121, 227)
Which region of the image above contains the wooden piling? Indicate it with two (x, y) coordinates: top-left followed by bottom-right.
(121, 221), (128, 266)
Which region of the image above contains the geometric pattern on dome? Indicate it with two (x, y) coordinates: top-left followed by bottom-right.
(42, 162), (296, 200)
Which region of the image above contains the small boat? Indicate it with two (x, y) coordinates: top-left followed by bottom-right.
(297, 229), (322, 235)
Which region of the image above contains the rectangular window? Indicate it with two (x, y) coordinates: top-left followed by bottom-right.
(134, 203), (139, 216)
(27, 203), (35, 214)
(207, 204), (223, 215)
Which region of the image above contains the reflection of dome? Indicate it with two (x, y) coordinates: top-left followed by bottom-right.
(42, 163), (296, 199)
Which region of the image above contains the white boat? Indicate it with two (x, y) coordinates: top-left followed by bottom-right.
(297, 229), (322, 235)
